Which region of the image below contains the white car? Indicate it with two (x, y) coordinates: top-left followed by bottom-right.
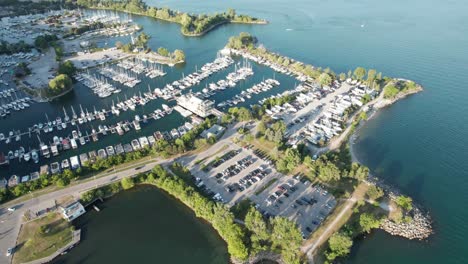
(6, 247), (13, 256)
(7, 207), (15, 212)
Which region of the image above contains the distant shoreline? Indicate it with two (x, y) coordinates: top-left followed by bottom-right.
(85, 7), (267, 37)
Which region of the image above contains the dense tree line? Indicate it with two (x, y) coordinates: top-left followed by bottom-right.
(0, 117), (218, 204)
(0, 0), (75, 18)
(0, 169), (81, 202)
(227, 32), (330, 81)
(58, 61), (77, 76)
(0, 40), (32, 55)
(156, 47), (185, 62)
(227, 33), (397, 94)
(325, 232), (353, 263)
(81, 165), (303, 263)
(76, 0), (264, 36)
(34, 34), (59, 50)
(303, 147), (369, 184)
(384, 80), (419, 99)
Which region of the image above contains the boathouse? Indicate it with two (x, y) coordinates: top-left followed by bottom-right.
(60, 201), (86, 222)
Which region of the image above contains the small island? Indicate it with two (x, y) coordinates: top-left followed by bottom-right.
(76, 0), (268, 37)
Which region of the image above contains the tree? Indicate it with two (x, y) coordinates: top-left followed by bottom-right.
(39, 224), (49, 235)
(121, 177), (135, 190)
(173, 49), (185, 62)
(0, 188), (8, 203)
(34, 34), (58, 50)
(359, 213), (381, 233)
(227, 8), (236, 18)
(14, 62), (30, 77)
(366, 185), (384, 200)
(55, 178), (68, 187)
(395, 195), (413, 211)
(326, 232), (353, 261)
(256, 121), (266, 137)
(157, 47), (170, 57)
(276, 147), (301, 173)
(348, 163), (369, 181)
(228, 107), (252, 121)
(366, 69), (377, 84)
(58, 61), (76, 76)
(317, 162), (341, 182)
(135, 32), (150, 48)
(318, 72), (332, 86)
(339, 72), (346, 81)
(48, 74), (72, 96)
(270, 217), (302, 264)
(245, 208), (270, 253)
(353, 67), (366, 80)
(383, 84), (400, 98)
(180, 13), (192, 27)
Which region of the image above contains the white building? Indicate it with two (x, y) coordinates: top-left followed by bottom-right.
(177, 93), (214, 118)
(60, 201), (86, 222)
(201, 124), (225, 139)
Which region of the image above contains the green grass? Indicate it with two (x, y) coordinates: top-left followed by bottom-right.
(13, 213), (73, 264)
(255, 178), (278, 195)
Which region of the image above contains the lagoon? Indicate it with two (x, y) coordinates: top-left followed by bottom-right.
(51, 185), (229, 264)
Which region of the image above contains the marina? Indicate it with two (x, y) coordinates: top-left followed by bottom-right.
(0, 43), (300, 179)
(0, 3), (456, 264)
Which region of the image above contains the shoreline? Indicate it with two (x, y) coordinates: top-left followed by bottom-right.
(85, 7), (267, 37)
(348, 88), (433, 241)
(180, 19), (268, 37)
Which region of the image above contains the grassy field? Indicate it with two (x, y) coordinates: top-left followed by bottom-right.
(243, 137), (279, 161)
(13, 213), (73, 264)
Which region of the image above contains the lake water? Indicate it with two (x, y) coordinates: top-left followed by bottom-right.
(3, 0), (468, 263)
(51, 185), (229, 264)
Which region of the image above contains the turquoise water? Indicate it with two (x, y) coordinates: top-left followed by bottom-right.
(144, 0), (468, 263)
(3, 0), (468, 262)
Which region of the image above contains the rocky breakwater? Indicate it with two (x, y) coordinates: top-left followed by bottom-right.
(380, 208), (433, 240)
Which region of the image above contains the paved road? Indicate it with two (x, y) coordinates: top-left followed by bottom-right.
(301, 197), (357, 262)
(0, 123), (243, 263)
(287, 82), (353, 138)
(0, 159), (163, 263)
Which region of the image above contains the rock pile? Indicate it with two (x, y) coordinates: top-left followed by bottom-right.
(380, 209), (432, 240)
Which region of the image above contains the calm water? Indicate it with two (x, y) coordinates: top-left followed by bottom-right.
(3, 0), (468, 263)
(52, 185), (229, 264)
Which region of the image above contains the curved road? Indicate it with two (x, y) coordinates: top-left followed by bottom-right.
(0, 122), (242, 263)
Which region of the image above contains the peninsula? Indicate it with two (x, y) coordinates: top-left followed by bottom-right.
(0, 7), (428, 263)
(76, 0), (268, 37)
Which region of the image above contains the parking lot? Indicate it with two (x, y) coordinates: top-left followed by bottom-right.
(188, 143), (337, 238)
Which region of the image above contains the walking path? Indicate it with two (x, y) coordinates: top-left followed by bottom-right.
(0, 122), (242, 263)
(0, 158), (163, 263)
(301, 197), (357, 262)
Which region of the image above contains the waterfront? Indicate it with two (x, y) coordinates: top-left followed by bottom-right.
(1, 0), (468, 263)
(51, 185), (229, 264)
